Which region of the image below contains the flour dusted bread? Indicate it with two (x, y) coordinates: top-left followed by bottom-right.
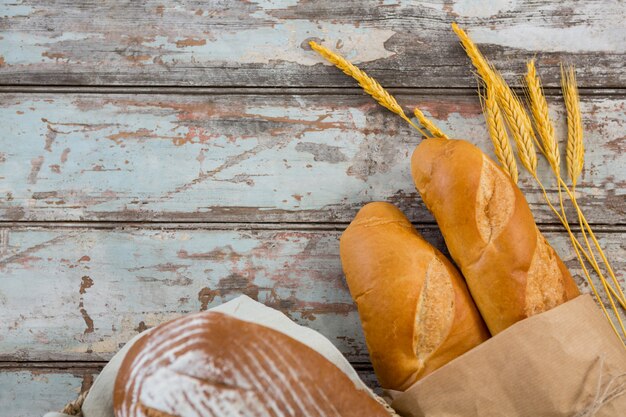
(412, 138), (580, 334)
(340, 202), (489, 391)
(113, 310), (391, 417)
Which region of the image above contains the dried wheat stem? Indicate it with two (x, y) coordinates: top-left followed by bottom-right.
(413, 108), (448, 138)
(562, 65), (584, 187)
(308, 41), (432, 138)
(559, 177), (626, 307)
(526, 60), (559, 174)
(533, 174), (626, 343)
(562, 174), (626, 308)
(574, 200), (626, 309)
(480, 83), (519, 183)
(570, 216), (626, 308)
(555, 180), (626, 309)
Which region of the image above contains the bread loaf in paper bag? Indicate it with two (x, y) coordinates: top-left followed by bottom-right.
(387, 295), (626, 417)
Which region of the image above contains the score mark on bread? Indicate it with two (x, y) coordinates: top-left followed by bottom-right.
(525, 233), (569, 316)
(476, 156), (515, 244)
(414, 256), (455, 368)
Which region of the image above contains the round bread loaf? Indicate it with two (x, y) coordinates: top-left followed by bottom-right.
(411, 138), (580, 334)
(340, 202), (489, 391)
(113, 310), (391, 417)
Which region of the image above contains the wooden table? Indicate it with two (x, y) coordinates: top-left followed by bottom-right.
(1, 1), (624, 414)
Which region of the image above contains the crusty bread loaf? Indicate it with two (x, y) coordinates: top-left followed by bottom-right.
(412, 138), (580, 335)
(113, 310), (391, 417)
(340, 202), (489, 391)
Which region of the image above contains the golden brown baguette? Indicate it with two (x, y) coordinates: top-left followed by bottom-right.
(411, 138), (580, 335)
(114, 310), (392, 417)
(340, 202), (489, 391)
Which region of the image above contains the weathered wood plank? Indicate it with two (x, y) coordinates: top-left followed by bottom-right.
(1, 1), (624, 87)
(0, 364), (378, 417)
(1, 92), (624, 223)
(0, 226), (368, 361)
(0, 366), (96, 417)
(0, 369), (87, 416)
(0, 225), (623, 362)
(0, 365), (99, 417)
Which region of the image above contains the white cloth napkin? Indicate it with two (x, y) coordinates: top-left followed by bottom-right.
(44, 295), (370, 417)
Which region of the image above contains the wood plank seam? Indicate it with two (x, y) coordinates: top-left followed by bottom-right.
(0, 222), (624, 232)
(1, 86), (625, 96)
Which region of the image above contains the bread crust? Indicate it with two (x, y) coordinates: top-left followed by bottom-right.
(114, 311), (391, 417)
(340, 202), (489, 391)
(411, 138), (579, 335)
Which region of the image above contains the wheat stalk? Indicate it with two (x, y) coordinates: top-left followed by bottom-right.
(526, 59), (559, 174)
(413, 108), (449, 138)
(526, 60), (624, 309)
(535, 176), (626, 344)
(562, 177), (626, 307)
(522, 62), (615, 308)
(561, 65), (584, 187)
(546, 185), (626, 343)
(480, 83), (519, 183)
(560, 65), (626, 309)
(308, 41), (432, 138)
(560, 68), (626, 306)
(453, 23), (626, 342)
(559, 65), (626, 308)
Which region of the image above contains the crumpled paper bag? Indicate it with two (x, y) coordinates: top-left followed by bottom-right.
(386, 295), (626, 417)
(44, 295), (375, 417)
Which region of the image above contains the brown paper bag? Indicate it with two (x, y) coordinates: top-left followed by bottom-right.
(387, 295), (626, 416)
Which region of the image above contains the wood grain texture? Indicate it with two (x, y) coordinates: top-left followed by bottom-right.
(0, 365), (96, 417)
(0, 225), (623, 363)
(1, 0), (625, 87)
(1, 92), (624, 223)
(0, 225), (365, 361)
(0, 363), (378, 417)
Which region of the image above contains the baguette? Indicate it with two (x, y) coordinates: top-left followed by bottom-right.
(340, 202), (489, 391)
(411, 138), (580, 334)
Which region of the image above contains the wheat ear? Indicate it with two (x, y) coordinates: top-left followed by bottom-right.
(526, 59), (559, 174)
(480, 83), (519, 183)
(491, 69), (539, 174)
(308, 41), (432, 137)
(561, 65), (584, 187)
(413, 108), (449, 138)
(452, 23), (493, 82)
